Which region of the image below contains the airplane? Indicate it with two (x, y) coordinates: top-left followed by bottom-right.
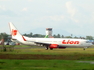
(9, 22), (93, 50)
(0, 38), (16, 46)
(0, 39), (4, 45)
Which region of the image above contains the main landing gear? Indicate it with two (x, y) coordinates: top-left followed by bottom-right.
(45, 46), (48, 50)
(45, 45), (53, 50)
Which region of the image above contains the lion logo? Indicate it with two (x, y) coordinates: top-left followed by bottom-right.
(12, 29), (17, 36)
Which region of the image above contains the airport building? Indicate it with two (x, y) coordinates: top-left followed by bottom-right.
(46, 28), (53, 38)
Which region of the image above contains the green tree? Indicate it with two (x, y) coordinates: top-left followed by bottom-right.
(65, 36), (72, 38)
(0, 33), (9, 42)
(74, 36), (78, 39)
(86, 36), (94, 40)
(57, 34), (61, 38)
(23, 32), (33, 37)
(53, 34), (57, 38)
(61, 35), (64, 38)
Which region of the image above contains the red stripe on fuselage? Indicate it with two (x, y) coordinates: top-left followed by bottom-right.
(22, 36), (27, 41)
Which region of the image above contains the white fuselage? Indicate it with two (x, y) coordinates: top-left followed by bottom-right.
(19, 37), (93, 48)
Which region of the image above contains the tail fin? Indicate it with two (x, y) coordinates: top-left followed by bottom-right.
(44, 35), (54, 38)
(44, 35), (49, 38)
(9, 22), (26, 41)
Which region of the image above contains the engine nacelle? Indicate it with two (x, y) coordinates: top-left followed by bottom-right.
(58, 46), (66, 49)
(49, 44), (66, 49)
(49, 44), (58, 48)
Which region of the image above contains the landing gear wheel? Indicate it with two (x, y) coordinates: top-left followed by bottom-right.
(45, 46), (48, 50)
(50, 48), (53, 50)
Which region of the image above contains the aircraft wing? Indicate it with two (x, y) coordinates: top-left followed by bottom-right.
(34, 41), (66, 49)
(34, 42), (51, 46)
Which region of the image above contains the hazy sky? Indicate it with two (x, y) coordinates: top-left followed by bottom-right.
(0, 0), (94, 37)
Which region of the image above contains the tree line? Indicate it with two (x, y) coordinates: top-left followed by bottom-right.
(0, 32), (94, 42)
